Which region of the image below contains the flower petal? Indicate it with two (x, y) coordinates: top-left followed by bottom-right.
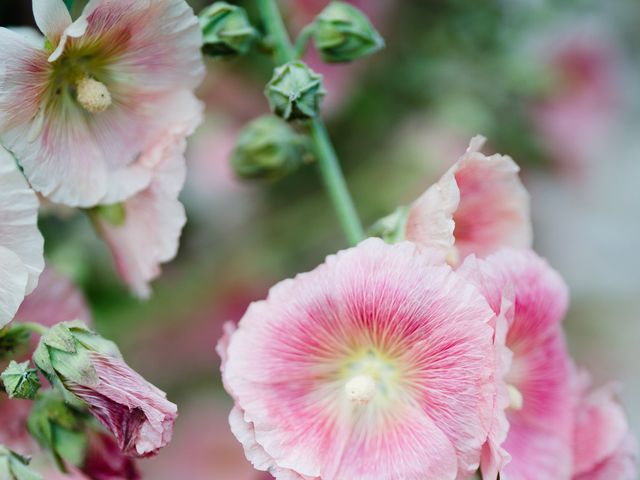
(95, 93), (202, 297)
(0, 247), (29, 328)
(32, 0), (72, 45)
(0, 146), (44, 295)
(406, 136), (532, 263)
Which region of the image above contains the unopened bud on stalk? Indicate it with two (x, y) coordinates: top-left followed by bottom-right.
(265, 61), (326, 120)
(199, 2), (257, 58)
(1, 360), (40, 400)
(232, 115), (313, 180)
(0, 445), (42, 480)
(313, 1), (384, 63)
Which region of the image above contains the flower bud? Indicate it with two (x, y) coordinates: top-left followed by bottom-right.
(265, 61), (326, 120)
(28, 389), (88, 470)
(0, 445), (42, 480)
(0, 324), (31, 362)
(368, 206), (409, 243)
(199, 2), (257, 58)
(313, 1), (384, 63)
(232, 116), (313, 180)
(33, 322), (177, 458)
(1, 361), (40, 400)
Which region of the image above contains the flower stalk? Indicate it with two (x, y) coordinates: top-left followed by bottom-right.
(257, 0), (365, 245)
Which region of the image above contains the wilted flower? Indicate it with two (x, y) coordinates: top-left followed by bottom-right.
(460, 249), (574, 479)
(219, 238), (498, 479)
(571, 372), (638, 480)
(33, 322), (177, 457)
(265, 61), (326, 120)
(90, 92), (202, 298)
(406, 136), (532, 265)
(0, 0), (204, 207)
(0, 146), (44, 328)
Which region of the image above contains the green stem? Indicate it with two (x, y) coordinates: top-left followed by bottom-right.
(257, 0), (365, 245)
(294, 25), (315, 59)
(256, 0), (294, 65)
(309, 119), (365, 245)
(17, 322), (49, 336)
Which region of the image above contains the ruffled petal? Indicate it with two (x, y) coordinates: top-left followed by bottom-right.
(94, 93), (202, 297)
(0, 146), (44, 295)
(406, 136), (532, 263)
(0, 247), (28, 328)
(460, 249), (573, 480)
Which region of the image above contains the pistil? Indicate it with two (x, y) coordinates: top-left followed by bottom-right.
(76, 76), (112, 113)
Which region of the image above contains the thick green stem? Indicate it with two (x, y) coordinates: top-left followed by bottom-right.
(309, 119), (365, 245)
(257, 0), (365, 245)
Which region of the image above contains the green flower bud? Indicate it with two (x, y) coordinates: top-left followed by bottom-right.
(265, 61), (326, 120)
(27, 390), (88, 471)
(1, 361), (40, 400)
(199, 2), (257, 58)
(0, 446), (43, 480)
(313, 1), (384, 63)
(0, 324), (32, 361)
(368, 206), (409, 244)
(232, 116), (313, 180)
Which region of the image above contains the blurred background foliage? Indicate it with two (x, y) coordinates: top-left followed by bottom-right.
(3, 0), (640, 478)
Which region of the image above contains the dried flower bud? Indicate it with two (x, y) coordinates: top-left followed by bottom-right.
(1, 361), (40, 400)
(232, 116), (313, 180)
(0, 445), (42, 480)
(368, 206), (409, 244)
(265, 61), (326, 120)
(33, 322), (177, 458)
(27, 389), (88, 470)
(199, 2), (257, 58)
(313, 1), (384, 63)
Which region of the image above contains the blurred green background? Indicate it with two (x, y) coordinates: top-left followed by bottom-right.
(3, 0), (640, 478)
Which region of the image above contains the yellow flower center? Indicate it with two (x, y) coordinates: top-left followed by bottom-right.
(507, 384), (524, 410)
(76, 77), (112, 113)
(345, 375), (377, 405)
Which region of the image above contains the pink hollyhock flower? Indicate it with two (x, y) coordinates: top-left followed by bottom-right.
(81, 429), (140, 480)
(0, 146), (44, 328)
(406, 136), (532, 265)
(0, 0), (204, 207)
(571, 373), (638, 480)
(460, 249), (574, 480)
(92, 92), (202, 298)
(219, 238), (498, 479)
